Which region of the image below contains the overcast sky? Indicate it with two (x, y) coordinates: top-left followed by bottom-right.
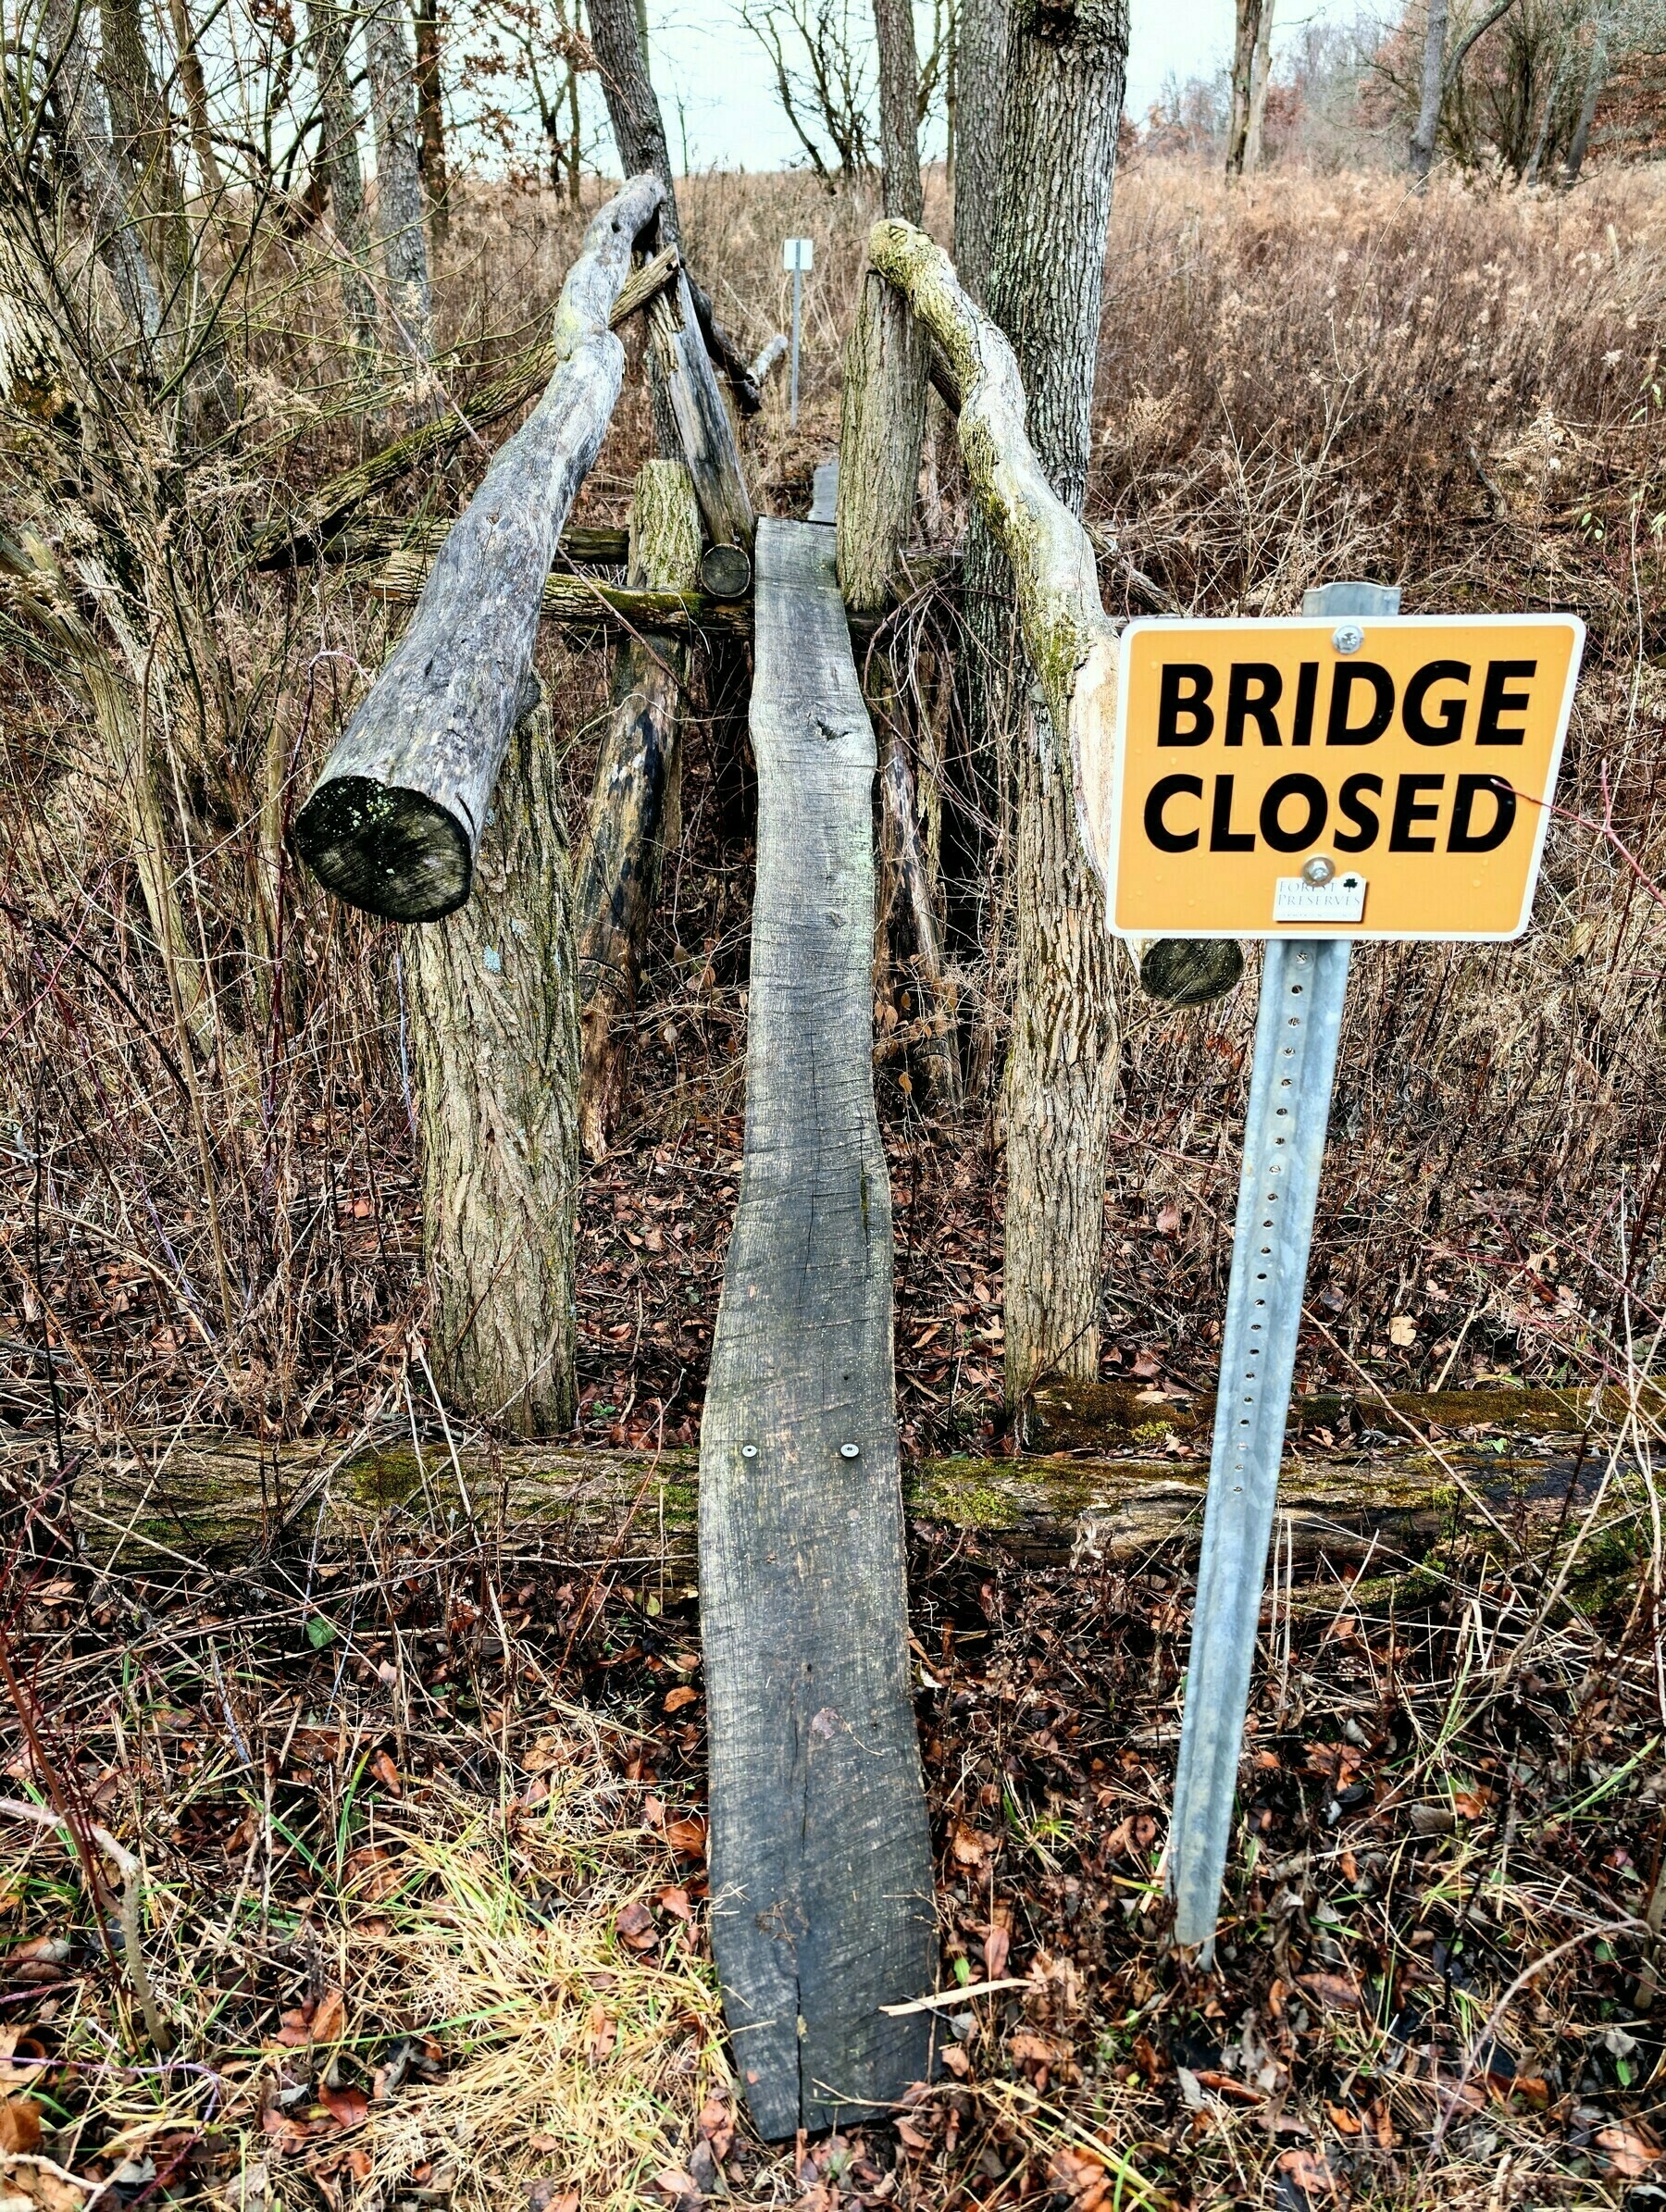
(635, 2), (1362, 175)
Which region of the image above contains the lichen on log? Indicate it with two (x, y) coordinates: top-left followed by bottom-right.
(866, 217), (1241, 1010)
(292, 173), (663, 923)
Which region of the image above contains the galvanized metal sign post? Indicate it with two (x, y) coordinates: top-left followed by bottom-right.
(1101, 580), (1585, 1956)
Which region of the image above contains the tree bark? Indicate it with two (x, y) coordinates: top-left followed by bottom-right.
(585, 0), (763, 419)
(1562, 7), (1609, 181)
(413, 0), (449, 246)
(984, 0), (1123, 1400)
(366, 0), (433, 368)
(700, 518), (935, 2139)
(574, 460), (702, 1158)
(1225, 0), (1265, 174)
(647, 274), (754, 552)
(951, 0), (1008, 306)
(1411, 0), (1449, 179)
(14, 1428), (1583, 1577)
(874, 0), (924, 224)
(836, 270), (926, 615)
(294, 173), (663, 923)
(407, 675), (579, 1435)
(97, 0), (191, 295)
(1243, 0), (1274, 172)
(305, 0), (380, 362)
(41, 0), (165, 354)
(164, 0), (223, 200)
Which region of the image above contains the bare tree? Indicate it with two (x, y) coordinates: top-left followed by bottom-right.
(414, 0), (449, 243)
(740, 0), (876, 179)
(1411, 0), (1520, 180)
(1225, 0), (1266, 171)
(366, 0), (434, 365)
(951, 0), (1005, 300)
(1243, 0), (1274, 169)
(163, 0), (224, 196)
(982, 0), (1128, 1403)
(306, 0), (380, 358)
(1563, 3), (1610, 179)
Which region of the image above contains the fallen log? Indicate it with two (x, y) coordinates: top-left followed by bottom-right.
(292, 173), (663, 923)
(866, 219), (1242, 1010)
(252, 244), (678, 573)
(0, 1429), (1610, 1578)
(366, 551), (751, 637)
(649, 274), (755, 554)
(311, 520), (632, 569)
(574, 460), (702, 1156)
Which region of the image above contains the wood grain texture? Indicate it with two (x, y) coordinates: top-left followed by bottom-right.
(700, 520), (935, 2138)
(5, 1422), (1607, 1578)
(367, 552), (751, 636)
(836, 270), (926, 617)
(650, 274), (755, 553)
(406, 676), (580, 1435)
(292, 172), (662, 923)
(575, 461), (701, 1157)
(866, 217), (1241, 1016)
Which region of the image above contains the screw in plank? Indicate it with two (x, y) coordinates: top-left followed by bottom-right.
(839, 1443), (860, 1459)
(740, 1444), (758, 1460)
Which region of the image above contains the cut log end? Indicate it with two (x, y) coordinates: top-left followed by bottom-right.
(294, 776), (471, 923)
(1139, 937), (1245, 1008)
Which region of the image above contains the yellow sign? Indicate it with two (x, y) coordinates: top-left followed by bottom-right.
(1105, 615), (1585, 940)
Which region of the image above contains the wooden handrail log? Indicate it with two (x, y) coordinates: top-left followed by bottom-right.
(367, 548), (752, 636)
(292, 173), (663, 925)
(251, 244), (679, 574)
(866, 219), (1242, 1009)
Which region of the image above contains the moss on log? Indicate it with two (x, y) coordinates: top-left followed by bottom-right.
(0, 1424), (1615, 1579)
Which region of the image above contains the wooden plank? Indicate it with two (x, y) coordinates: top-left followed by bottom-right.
(809, 459), (839, 524)
(699, 520), (935, 2139)
(292, 174), (662, 923)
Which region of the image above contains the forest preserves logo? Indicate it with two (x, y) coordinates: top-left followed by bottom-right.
(1104, 615), (1585, 940)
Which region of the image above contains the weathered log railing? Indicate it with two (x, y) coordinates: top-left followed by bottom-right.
(862, 218), (1243, 1010)
(292, 173), (663, 922)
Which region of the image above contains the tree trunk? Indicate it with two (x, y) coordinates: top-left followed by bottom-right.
(574, 459), (701, 1158)
(295, 173), (663, 922)
(97, 0), (191, 294)
(1562, 8), (1608, 182)
(305, 0), (380, 361)
(407, 675), (579, 1435)
(1243, 0), (1274, 171)
(951, 0), (1008, 306)
(412, 0), (448, 247)
(365, 0), (433, 368)
(874, 0), (924, 225)
(982, 0), (1125, 1401)
(41, 0), (165, 353)
(164, 0), (223, 199)
(700, 518), (935, 2139)
(1411, 0), (1449, 180)
(1225, 0), (1264, 174)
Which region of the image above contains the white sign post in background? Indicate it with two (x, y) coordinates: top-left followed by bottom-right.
(783, 237), (813, 427)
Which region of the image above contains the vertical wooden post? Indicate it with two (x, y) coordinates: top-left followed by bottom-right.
(407, 676), (581, 1435)
(837, 279), (958, 1107)
(701, 519), (936, 2138)
(574, 460), (702, 1157)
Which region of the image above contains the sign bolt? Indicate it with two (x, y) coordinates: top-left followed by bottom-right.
(1330, 622), (1365, 654)
(1301, 855), (1337, 886)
